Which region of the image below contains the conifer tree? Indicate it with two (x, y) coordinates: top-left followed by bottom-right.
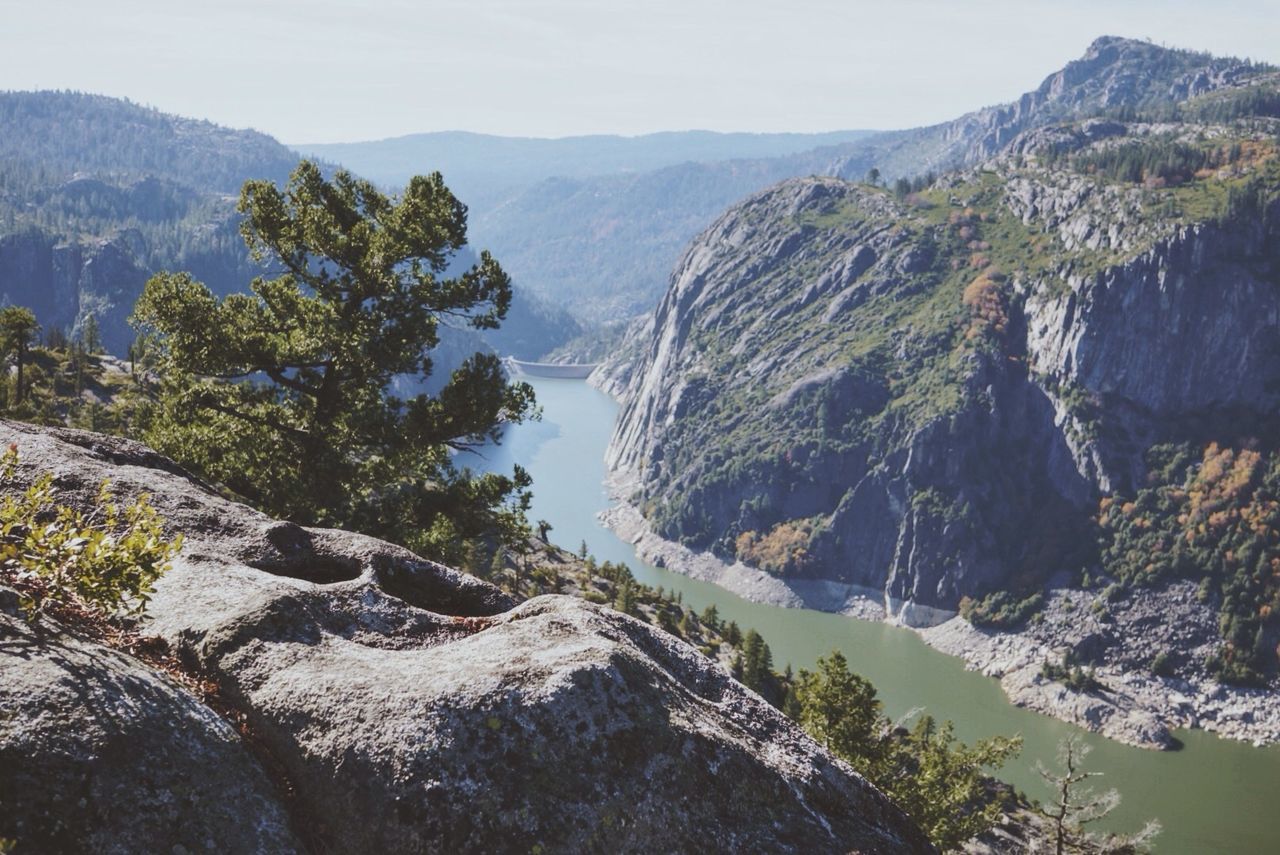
(133, 161), (535, 563)
(1034, 736), (1160, 854)
(0, 306), (38, 405)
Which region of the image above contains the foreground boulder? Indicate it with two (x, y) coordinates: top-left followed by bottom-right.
(0, 591), (301, 853)
(0, 420), (933, 854)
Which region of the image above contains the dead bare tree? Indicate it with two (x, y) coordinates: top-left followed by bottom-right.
(1034, 736), (1160, 854)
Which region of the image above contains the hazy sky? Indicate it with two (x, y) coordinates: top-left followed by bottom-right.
(1, 0), (1276, 143)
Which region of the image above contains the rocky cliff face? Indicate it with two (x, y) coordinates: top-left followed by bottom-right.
(0, 420), (933, 853)
(604, 111), (1280, 627)
(0, 229), (156, 354)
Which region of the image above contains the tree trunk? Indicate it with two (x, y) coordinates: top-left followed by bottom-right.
(15, 345), (25, 405)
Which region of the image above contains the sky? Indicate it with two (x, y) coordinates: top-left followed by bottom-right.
(0, 0), (1276, 144)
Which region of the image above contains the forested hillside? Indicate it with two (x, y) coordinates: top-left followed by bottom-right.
(0, 91), (299, 192)
(0, 91), (577, 361)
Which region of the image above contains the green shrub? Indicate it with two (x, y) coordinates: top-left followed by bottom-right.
(960, 590), (1045, 628)
(1041, 651), (1105, 693)
(794, 650), (1021, 850)
(0, 446), (181, 621)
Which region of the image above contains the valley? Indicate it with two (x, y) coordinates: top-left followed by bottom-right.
(3, 25), (1280, 853)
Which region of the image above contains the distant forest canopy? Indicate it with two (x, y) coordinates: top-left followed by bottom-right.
(0, 90), (298, 192)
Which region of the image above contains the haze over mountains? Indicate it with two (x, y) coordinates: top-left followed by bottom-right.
(295, 129), (879, 205)
(0, 91), (578, 365)
(300, 37), (1272, 323)
(296, 130), (880, 321)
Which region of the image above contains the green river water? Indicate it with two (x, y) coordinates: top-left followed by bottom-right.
(474, 376), (1278, 853)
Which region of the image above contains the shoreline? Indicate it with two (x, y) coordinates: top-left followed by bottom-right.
(599, 486), (1280, 751)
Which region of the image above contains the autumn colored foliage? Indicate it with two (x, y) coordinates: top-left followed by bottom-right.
(1098, 441), (1280, 684)
(735, 518), (818, 575)
(963, 269), (1009, 341)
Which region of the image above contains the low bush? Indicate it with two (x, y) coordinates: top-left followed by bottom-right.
(1041, 651), (1105, 693)
(0, 445), (181, 622)
(960, 590), (1045, 628)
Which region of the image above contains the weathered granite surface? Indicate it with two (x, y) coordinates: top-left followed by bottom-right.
(0, 420), (933, 853)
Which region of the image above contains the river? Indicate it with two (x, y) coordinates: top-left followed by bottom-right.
(470, 376), (1279, 854)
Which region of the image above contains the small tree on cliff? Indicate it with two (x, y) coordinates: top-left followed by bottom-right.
(77, 313), (103, 354)
(1034, 736), (1160, 854)
(132, 161), (535, 563)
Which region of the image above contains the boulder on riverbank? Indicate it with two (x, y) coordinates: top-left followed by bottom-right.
(0, 419), (934, 854)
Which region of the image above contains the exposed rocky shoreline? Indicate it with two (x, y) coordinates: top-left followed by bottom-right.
(921, 593), (1280, 750)
(600, 487), (1280, 751)
(600, 484), (886, 623)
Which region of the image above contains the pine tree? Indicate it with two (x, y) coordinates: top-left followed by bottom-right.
(614, 579), (636, 616)
(741, 629), (773, 692)
(0, 306), (39, 405)
(699, 604), (720, 631)
(77, 313), (103, 354)
(132, 161), (535, 564)
(723, 620), (743, 647)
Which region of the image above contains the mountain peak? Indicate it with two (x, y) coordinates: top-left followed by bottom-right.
(1083, 34), (1146, 54)
(1034, 35), (1264, 115)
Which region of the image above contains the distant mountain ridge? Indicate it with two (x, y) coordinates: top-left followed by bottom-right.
(298, 131), (884, 322)
(294, 129), (878, 204)
(824, 35), (1272, 182)
(0, 91), (300, 193)
(2, 37), (1268, 349)
(304, 37), (1272, 324)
